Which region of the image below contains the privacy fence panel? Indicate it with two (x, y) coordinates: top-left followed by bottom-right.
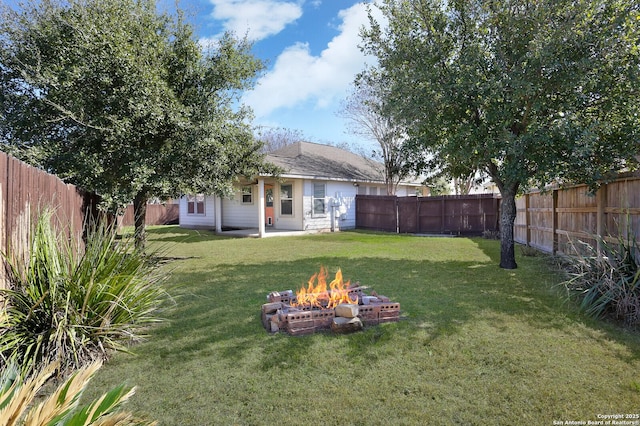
(117, 203), (179, 228)
(514, 173), (640, 255)
(0, 152), (97, 289)
(355, 195), (398, 232)
(0, 154), (6, 279)
(427, 195), (499, 235)
(397, 197), (418, 233)
(605, 176), (640, 240)
(357, 194), (500, 235)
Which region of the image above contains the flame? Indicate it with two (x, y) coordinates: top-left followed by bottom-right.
(292, 266), (357, 309)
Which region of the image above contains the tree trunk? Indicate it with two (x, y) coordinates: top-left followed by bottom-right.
(499, 189), (518, 269)
(133, 191), (149, 250)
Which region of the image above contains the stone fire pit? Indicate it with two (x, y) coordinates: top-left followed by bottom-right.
(261, 267), (400, 336)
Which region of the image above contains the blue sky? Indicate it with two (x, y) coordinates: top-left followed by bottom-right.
(4, 0), (381, 149)
(180, 0), (382, 150)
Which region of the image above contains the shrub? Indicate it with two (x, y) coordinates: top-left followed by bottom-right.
(560, 230), (640, 327)
(482, 229), (500, 240)
(519, 244), (541, 257)
(0, 209), (168, 373)
(0, 360), (156, 425)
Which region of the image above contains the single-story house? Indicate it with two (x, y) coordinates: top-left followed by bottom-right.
(179, 141), (426, 236)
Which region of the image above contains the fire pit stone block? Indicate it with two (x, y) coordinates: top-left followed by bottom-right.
(267, 290), (295, 304)
(335, 303), (359, 318)
(331, 317), (364, 334)
(311, 310), (335, 329)
(262, 288), (399, 335)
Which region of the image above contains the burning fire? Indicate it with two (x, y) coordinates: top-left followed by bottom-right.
(292, 266), (357, 309)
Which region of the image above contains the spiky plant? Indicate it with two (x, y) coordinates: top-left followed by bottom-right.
(561, 228), (640, 326)
(0, 360), (156, 425)
(0, 209), (168, 373)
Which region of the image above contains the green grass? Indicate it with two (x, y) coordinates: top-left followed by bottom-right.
(85, 227), (640, 425)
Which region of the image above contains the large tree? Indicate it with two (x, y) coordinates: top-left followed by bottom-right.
(0, 0), (272, 247)
(339, 74), (411, 195)
(362, 0), (640, 268)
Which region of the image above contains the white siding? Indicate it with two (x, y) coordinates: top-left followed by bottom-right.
(397, 185), (412, 196)
(273, 180), (304, 230)
(178, 180), (420, 232)
(302, 180), (332, 231)
(221, 185), (259, 228)
(330, 182), (358, 230)
(302, 181), (358, 231)
(179, 195), (216, 228)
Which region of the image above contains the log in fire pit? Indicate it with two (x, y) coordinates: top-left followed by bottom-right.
(261, 267), (400, 335)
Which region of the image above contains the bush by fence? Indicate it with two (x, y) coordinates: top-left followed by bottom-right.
(0, 151), (100, 289)
(356, 194), (500, 235)
(514, 173), (640, 254)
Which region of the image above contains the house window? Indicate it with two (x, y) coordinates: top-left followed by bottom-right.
(266, 188), (273, 207)
(280, 184), (293, 215)
(312, 183), (326, 216)
(242, 186), (252, 204)
(187, 194), (205, 215)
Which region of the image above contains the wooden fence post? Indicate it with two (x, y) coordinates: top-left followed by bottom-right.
(495, 196), (500, 233)
(416, 196), (421, 234)
(395, 196), (399, 234)
(596, 184), (607, 255)
(0, 152), (6, 290)
(552, 189), (558, 255)
(440, 197), (445, 234)
(525, 193), (531, 247)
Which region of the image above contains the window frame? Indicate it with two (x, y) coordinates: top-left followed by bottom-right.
(280, 183), (293, 216)
(312, 183), (326, 217)
(266, 188), (274, 207)
(241, 185), (253, 204)
(186, 194), (205, 215)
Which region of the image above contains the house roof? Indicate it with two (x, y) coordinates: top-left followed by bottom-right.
(265, 141), (387, 183)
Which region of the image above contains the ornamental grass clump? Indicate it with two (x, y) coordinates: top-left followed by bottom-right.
(0, 360), (156, 425)
(560, 229), (640, 327)
(0, 209), (168, 374)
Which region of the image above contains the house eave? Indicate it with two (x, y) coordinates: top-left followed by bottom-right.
(255, 172), (423, 188)
(257, 172), (383, 185)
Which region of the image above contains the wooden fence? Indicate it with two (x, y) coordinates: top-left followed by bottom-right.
(117, 203), (179, 228)
(0, 151), (98, 289)
(356, 194), (500, 235)
(514, 173), (640, 254)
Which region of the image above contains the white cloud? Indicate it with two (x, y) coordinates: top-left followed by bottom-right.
(208, 0), (302, 41)
(244, 3), (381, 118)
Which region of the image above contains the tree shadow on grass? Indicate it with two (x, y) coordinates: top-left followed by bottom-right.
(473, 236), (640, 363)
(135, 251), (640, 373)
(143, 225), (229, 244)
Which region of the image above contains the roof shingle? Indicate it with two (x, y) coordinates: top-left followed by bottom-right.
(265, 141), (385, 182)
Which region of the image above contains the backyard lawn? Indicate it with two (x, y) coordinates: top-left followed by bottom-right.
(85, 227), (640, 425)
